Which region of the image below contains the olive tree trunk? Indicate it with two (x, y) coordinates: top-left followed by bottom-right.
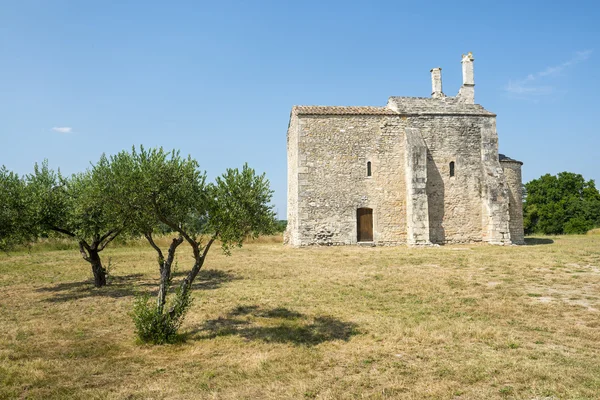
(78, 239), (117, 288)
(88, 248), (107, 288)
(155, 237), (183, 313)
(178, 236), (217, 299)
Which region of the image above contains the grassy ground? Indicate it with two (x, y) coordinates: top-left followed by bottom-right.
(1, 235), (599, 399)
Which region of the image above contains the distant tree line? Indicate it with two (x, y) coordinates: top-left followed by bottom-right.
(275, 219), (287, 232)
(0, 146), (277, 343)
(523, 172), (600, 235)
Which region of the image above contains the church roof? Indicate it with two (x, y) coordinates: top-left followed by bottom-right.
(292, 106), (397, 116)
(292, 96), (495, 117)
(499, 154), (523, 165)
(387, 97), (495, 116)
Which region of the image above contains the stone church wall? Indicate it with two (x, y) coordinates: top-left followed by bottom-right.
(406, 115), (488, 243)
(501, 160), (525, 244)
(291, 114), (407, 245)
(287, 110), (514, 246)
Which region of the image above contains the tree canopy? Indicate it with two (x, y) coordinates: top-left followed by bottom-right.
(101, 146), (277, 343)
(25, 160), (125, 286)
(524, 172), (600, 235)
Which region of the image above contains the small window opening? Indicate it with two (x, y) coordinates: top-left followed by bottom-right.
(367, 161), (372, 177)
(449, 161), (455, 177)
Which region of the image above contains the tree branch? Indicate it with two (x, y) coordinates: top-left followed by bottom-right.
(157, 214), (196, 248)
(79, 240), (91, 251)
(50, 226), (76, 238)
(144, 232), (165, 268)
(178, 232), (219, 295)
(166, 236), (184, 266)
(78, 241), (91, 262)
(202, 233), (218, 259)
(98, 229), (121, 251)
(99, 230), (115, 245)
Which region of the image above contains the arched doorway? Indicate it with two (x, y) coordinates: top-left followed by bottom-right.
(357, 208), (373, 242)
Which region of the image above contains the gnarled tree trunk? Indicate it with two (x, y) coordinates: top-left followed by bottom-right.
(178, 236), (216, 300)
(156, 236), (183, 313)
(88, 248), (107, 288)
(50, 228), (120, 288)
(78, 240), (109, 288)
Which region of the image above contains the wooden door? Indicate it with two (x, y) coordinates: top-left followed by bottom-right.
(357, 208), (373, 242)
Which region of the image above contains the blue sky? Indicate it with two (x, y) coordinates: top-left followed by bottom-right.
(1, 1), (599, 217)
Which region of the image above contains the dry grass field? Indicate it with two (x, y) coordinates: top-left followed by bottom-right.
(1, 234), (599, 399)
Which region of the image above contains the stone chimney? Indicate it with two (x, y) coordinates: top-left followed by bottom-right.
(457, 52), (475, 104)
(430, 67), (444, 99)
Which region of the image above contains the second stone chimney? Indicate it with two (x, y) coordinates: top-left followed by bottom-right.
(457, 52), (475, 104)
(430, 67), (444, 99)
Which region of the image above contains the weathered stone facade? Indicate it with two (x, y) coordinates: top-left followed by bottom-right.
(285, 53), (524, 246)
(500, 155), (525, 244)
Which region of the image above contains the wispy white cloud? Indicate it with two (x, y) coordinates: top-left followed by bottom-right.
(505, 50), (592, 97)
(52, 126), (73, 134)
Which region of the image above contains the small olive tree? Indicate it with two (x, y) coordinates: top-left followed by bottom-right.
(26, 160), (125, 287)
(104, 146), (276, 343)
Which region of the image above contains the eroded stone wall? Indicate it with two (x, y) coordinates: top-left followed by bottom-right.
(293, 115), (407, 245)
(407, 115), (488, 244)
(404, 127), (430, 244)
(480, 119), (512, 244)
(501, 161), (525, 244)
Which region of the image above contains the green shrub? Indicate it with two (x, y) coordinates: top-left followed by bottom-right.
(564, 217), (593, 234)
(524, 172), (600, 235)
(132, 288), (192, 344)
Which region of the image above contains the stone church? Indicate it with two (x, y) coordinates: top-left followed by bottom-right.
(285, 53), (524, 246)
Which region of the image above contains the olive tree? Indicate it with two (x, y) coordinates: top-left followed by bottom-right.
(104, 147), (276, 343)
(26, 160), (125, 287)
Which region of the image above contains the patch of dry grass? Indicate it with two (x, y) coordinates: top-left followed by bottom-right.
(1, 235), (600, 399)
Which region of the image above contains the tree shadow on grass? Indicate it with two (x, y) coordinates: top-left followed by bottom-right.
(190, 305), (359, 346)
(36, 273), (148, 302)
(37, 269), (238, 303)
(173, 269), (240, 290)
(524, 237), (554, 245)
